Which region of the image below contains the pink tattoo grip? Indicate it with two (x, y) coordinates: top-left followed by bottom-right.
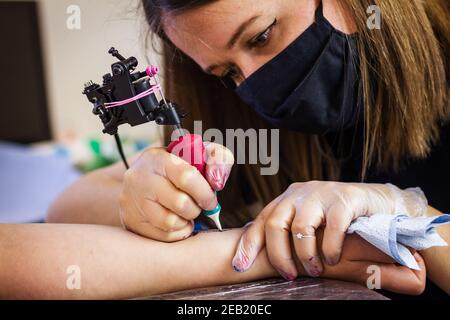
(167, 134), (207, 177)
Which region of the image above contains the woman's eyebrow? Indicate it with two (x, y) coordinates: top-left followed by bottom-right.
(226, 15), (260, 50)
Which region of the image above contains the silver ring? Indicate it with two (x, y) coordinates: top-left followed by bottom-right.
(296, 233), (315, 240)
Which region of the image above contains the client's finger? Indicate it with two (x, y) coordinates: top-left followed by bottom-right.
(348, 256), (426, 295)
(378, 253), (426, 295)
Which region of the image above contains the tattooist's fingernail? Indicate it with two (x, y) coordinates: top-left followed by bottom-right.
(210, 168), (224, 190)
(203, 195), (219, 211)
(325, 256), (339, 266)
(306, 268), (321, 278)
(232, 234), (255, 273)
(243, 221), (254, 231)
(183, 221), (195, 239)
(232, 261), (247, 273)
(208, 165), (232, 191)
(232, 253), (251, 273)
(280, 271), (296, 281)
(233, 265), (242, 273)
(305, 256), (323, 277)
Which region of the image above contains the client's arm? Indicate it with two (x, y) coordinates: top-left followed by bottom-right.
(0, 224), (425, 299)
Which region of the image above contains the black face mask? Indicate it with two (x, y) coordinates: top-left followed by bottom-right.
(235, 2), (362, 134)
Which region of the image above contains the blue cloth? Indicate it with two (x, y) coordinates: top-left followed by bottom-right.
(0, 142), (80, 223)
(348, 214), (450, 270)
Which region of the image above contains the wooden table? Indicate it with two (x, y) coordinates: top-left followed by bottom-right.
(146, 278), (388, 300)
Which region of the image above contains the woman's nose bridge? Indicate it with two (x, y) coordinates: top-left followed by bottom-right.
(234, 54), (264, 80)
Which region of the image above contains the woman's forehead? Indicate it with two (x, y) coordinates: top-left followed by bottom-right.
(163, 0), (264, 48)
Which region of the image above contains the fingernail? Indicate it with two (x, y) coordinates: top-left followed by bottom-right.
(306, 268), (321, 278)
(232, 237), (253, 273)
(233, 264), (244, 273)
(232, 253), (251, 273)
(325, 256), (339, 266)
(243, 221), (254, 230)
(183, 221), (195, 239)
(207, 165), (231, 191)
(305, 256), (323, 277)
(211, 168), (224, 190)
(204, 195), (219, 211)
(280, 271), (296, 281)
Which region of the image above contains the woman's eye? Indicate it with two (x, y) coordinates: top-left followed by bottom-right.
(253, 30), (270, 45)
(250, 19), (277, 48)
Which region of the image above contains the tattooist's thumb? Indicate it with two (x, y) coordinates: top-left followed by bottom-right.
(232, 221), (265, 273)
(205, 142), (235, 191)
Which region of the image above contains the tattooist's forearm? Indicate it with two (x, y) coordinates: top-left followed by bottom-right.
(45, 156), (139, 226)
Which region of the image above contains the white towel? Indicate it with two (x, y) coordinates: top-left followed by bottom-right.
(347, 214), (450, 270)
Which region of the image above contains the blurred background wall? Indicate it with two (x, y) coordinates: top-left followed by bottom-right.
(1, 0), (162, 144)
(39, 0), (162, 142)
(0, 0), (164, 222)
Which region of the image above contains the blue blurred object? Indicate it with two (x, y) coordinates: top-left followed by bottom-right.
(0, 142), (81, 223)
(194, 221), (209, 232)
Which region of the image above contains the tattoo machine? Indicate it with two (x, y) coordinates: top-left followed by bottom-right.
(82, 48), (222, 230)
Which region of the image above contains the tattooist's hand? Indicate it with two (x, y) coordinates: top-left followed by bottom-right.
(119, 143), (234, 242)
(232, 181), (428, 279)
